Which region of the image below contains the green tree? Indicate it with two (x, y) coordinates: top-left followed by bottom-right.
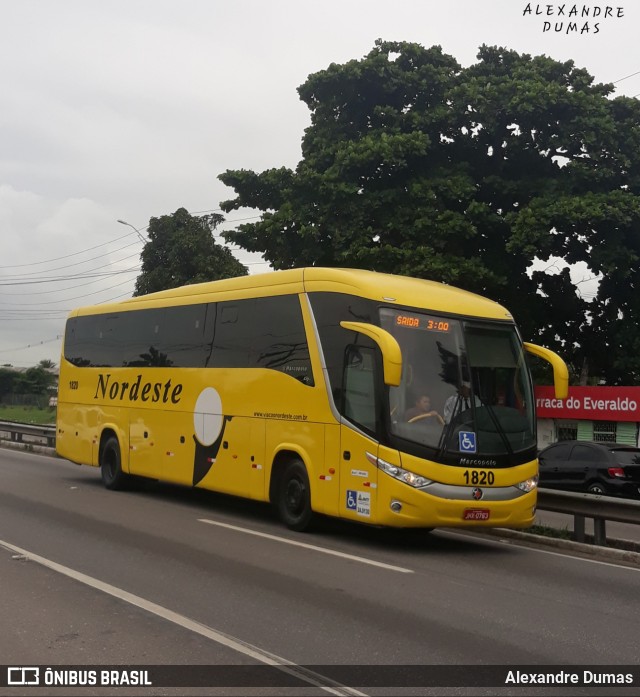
(0, 368), (16, 399)
(219, 41), (640, 384)
(14, 366), (55, 395)
(134, 208), (248, 296)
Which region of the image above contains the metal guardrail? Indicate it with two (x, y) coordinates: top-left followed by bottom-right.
(0, 420), (56, 449)
(537, 488), (640, 546)
(0, 421), (638, 547)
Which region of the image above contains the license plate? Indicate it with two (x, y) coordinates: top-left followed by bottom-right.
(463, 508), (490, 521)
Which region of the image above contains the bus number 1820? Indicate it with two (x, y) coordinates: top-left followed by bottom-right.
(463, 470), (494, 485)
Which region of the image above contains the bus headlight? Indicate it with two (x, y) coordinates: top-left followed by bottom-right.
(516, 476), (538, 493)
(366, 452), (432, 489)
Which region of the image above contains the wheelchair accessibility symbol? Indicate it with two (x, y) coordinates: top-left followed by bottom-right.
(346, 490), (357, 510)
(459, 431), (477, 453)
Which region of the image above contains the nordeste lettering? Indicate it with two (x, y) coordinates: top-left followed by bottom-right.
(94, 373), (182, 404)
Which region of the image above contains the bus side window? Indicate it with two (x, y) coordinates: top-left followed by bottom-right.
(211, 301), (252, 368)
(343, 345), (377, 434)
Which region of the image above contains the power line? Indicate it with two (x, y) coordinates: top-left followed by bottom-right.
(97, 290), (138, 304)
(0, 240), (141, 279)
(0, 213), (258, 271)
(614, 70), (640, 84)
(0, 313), (75, 320)
(191, 208), (224, 215)
(0, 259), (141, 286)
(0, 229), (141, 269)
(0, 267), (140, 296)
(0, 275), (138, 306)
(0, 336), (63, 355)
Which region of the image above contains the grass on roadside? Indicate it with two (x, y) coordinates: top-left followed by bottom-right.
(525, 524), (573, 540)
(0, 405), (56, 425)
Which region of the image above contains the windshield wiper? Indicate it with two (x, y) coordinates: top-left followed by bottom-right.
(477, 399), (514, 458)
(436, 394), (515, 460)
(436, 394), (461, 459)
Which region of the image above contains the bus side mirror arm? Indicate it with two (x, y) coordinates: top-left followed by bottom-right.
(340, 321), (402, 387)
(523, 342), (569, 400)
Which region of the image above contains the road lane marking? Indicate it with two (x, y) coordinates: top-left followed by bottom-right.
(198, 518), (414, 574)
(0, 538), (366, 697)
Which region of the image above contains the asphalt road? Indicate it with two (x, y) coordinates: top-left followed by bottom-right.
(1, 448), (639, 697)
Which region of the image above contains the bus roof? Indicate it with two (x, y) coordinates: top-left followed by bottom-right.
(75, 267), (513, 321)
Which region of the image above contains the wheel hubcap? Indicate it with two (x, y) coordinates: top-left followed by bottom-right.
(286, 478), (305, 514)
(105, 450), (115, 477)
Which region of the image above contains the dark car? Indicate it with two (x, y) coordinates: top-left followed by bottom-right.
(538, 440), (640, 499)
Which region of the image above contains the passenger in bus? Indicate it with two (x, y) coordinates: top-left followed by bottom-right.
(404, 394), (444, 425)
(443, 382), (481, 424)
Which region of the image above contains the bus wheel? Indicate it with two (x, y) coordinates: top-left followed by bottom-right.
(277, 459), (313, 531)
(100, 436), (129, 490)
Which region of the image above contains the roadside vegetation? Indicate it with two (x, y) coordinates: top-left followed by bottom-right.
(0, 405), (56, 425)
(525, 524), (572, 540)
(0, 360), (57, 425)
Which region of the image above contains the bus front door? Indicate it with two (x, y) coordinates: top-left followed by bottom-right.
(340, 424), (379, 523)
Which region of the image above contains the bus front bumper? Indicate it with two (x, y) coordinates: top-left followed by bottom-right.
(374, 477), (537, 529)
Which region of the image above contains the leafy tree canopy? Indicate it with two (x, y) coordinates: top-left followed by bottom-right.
(0, 363), (57, 397)
(0, 368), (16, 397)
(219, 40), (640, 384)
(14, 366), (56, 395)
(134, 208), (247, 296)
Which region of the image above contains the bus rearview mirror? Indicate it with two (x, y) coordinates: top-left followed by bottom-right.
(339, 321), (402, 387)
(523, 342), (569, 400)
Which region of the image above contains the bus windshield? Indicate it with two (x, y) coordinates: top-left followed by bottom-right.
(381, 308), (536, 460)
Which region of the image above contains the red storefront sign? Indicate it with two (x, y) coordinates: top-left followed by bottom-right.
(534, 386), (640, 422)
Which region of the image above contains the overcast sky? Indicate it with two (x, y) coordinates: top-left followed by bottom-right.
(1, 0), (637, 367)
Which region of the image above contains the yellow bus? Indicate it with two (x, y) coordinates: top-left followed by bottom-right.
(56, 267), (568, 531)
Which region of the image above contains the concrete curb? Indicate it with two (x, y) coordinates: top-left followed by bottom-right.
(478, 526), (640, 566)
(0, 441), (57, 457)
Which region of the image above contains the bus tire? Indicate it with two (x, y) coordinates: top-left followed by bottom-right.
(100, 435), (129, 490)
(277, 459), (314, 531)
